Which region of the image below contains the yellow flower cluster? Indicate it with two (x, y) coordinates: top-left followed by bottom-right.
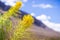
(0, 2), (22, 40)
(0, 2), (22, 25)
(0, 1), (34, 40)
(11, 15), (34, 40)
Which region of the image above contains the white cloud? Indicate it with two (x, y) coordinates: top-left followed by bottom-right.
(36, 14), (51, 21)
(22, 0), (28, 2)
(32, 4), (53, 9)
(1, 0), (21, 6)
(36, 14), (60, 32)
(31, 13), (35, 16)
(22, 4), (24, 7)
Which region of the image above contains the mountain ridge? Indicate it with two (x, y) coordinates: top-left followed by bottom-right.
(0, 1), (60, 39)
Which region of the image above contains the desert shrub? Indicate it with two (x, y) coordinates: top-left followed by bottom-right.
(0, 1), (34, 40)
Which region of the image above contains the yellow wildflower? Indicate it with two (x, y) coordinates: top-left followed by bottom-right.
(11, 15), (34, 40)
(0, 2), (22, 40)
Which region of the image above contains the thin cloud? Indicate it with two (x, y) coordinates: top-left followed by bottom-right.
(22, 0), (28, 2)
(31, 13), (35, 16)
(32, 4), (53, 9)
(1, 0), (21, 6)
(36, 14), (51, 21)
(36, 14), (60, 32)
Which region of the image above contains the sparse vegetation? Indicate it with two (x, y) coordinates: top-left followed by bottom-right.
(0, 1), (60, 40)
(0, 1), (34, 40)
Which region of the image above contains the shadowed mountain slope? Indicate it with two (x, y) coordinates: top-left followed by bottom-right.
(0, 1), (60, 40)
(0, 1), (46, 28)
(18, 10), (60, 38)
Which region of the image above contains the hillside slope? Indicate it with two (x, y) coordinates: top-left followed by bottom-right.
(20, 24), (60, 40)
(28, 24), (60, 37)
(0, 1), (60, 40)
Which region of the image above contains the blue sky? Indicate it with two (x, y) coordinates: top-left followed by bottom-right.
(21, 0), (60, 23)
(0, 0), (60, 32)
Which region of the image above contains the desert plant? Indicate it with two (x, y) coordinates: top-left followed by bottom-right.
(0, 1), (34, 40)
(10, 15), (34, 40)
(0, 1), (22, 40)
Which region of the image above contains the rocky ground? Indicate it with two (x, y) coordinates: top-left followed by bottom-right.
(19, 24), (60, 40)
(9, 13), (60, 40)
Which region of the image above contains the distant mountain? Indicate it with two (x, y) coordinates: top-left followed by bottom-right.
(0, 1), (47, 28)
(29, 24), (60, 37)
(22, 24), (60, 40)
(17, 10), (60, 38)
(0, 1), (10, 11)
(0, 1), (60, 40)
(18, 10), (46, 28)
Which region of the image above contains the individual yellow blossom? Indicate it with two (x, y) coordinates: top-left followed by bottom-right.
(11, 15), (34, 40)
(0, 2), (22, 22)
(0, 1), (22, 30)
